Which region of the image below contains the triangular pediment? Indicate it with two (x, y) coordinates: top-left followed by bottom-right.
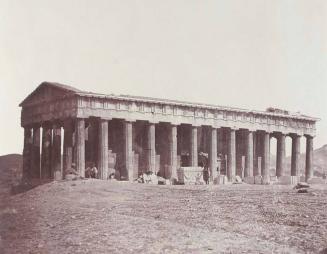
(19, 82), (81, 107)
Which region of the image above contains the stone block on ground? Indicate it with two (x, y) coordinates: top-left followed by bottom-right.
(177, 167), (204, 185)
(243, 176), (255, 184)
(157, 176), (170, 185)
(262, 176), (271, 185)
(108, 168), (115, 179)
(234, 175), (242, 184)
(297, 188), (309, 193)
(214, 175), (223, 185)
(294, 182), (310, 189)
(270, 176), (277, 182)
(54, 171), (62, 181)
(142, 173), (158, 184)
(254, 176), (262, 184)
(277, 176), (292, 185)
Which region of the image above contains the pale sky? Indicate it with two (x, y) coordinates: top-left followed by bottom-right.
(0, 0), (326, 156)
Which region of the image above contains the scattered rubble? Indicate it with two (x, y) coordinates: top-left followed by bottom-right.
(297, 188), (309, 194)
(294, 182), (310, 189)
(2, 180), (327, 253)
(233, 176), (243, 184)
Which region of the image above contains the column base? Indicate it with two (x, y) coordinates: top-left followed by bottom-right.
(213, 175), (230, 185)
(262, 175), (271, 185)
(254, 175), (262, 184)
(243, 176), (255, 184)
(54, 171), (62, 181)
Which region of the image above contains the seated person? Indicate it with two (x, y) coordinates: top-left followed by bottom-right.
(66, 163), (78, 175)
(90, 164), (98, 178)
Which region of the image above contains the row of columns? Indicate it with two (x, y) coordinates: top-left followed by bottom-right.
(22, 118), (314, 182)
(22, 123), (62, 180)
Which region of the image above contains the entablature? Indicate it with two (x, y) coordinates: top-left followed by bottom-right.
(75, 95), (317, 136)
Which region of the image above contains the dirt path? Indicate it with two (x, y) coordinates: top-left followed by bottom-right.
(1, 180), (327, 253)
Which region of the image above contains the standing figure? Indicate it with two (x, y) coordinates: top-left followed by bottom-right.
(199, 152), (210, 184)
(203, 166), (210, 185)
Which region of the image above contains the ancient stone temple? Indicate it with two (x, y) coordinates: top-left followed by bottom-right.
(20, 82), (318, 183)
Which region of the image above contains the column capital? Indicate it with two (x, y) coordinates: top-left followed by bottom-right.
(223, 126), (238, 131)
(124, 118), (136, 123)
(147, 120), (158, 124)
(246, 128), (256, 133)
(304, 134), (315, 139)
(169, 122), (180, 127)
(256, 129), (271, 134)
(289, 133), (302, 138)
(98, 117), (112, 121)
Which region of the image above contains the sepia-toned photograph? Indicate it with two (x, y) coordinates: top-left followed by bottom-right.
(0, 1), (326, 253)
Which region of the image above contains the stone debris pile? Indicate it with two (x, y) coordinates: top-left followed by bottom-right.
(294, 182), (312, 194)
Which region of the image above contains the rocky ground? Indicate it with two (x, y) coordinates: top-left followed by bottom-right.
(1, 180), (327, 254)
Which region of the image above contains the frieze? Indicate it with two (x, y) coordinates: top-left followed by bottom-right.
(21, 94), (317, 136)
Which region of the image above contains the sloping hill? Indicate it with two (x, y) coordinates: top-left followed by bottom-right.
(270, 145), (327, 176)
(2, 180), (327, 253)
(0, 154), (23, 172)
(0, 154), (23, 196)
(310, 144), (327, 175)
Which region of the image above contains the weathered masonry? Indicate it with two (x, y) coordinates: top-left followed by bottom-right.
(20, 82), (318, 183)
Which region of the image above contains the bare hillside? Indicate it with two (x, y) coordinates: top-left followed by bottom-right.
(1, 180), (327, 254)
(270, 145), (327, 176)
(0, 154), (22, 198)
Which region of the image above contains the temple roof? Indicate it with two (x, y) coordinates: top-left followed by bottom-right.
(20, 81), (319, 122)
(19, 82), (81, 106)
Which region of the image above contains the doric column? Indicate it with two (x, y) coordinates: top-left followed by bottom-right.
(98, 119), (109, 180)
(51, 123), (62, 180)
(262, 131), (270, 182)
(245, 130), (254, 177)
(291, 134), (301, 176)
(305, 135), (313, 181)
(147, 122), (156, 173)
(190, 126), (198, 167)
(22, 127), (32, 179)
(276, 133), (286, 177)
(75, 118), (86, 177)
(227, 128), (236, 181)
(209, 127), (218, 180)
(253, 131), (258, 175)
(169, 124), (178, 179)
(31, 126), (41, 178)
(41, 124), (52, 179)
(63, 119), (73, 176)
(124, 121), (133, 181)
(87, 119), (98, 165)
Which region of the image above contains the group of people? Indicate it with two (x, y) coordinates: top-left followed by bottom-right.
(85, 163), (98, 178)
(65, 152), (225, 183)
